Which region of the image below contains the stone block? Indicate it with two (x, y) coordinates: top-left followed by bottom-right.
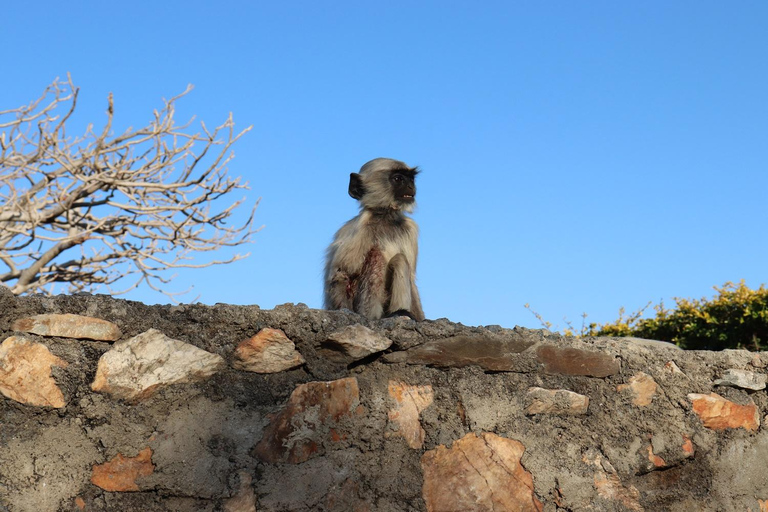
(524, 387), (589, 415)
(0, 335), (68, 408)
(91, 329), (225, 401)
(253, 377), (360, 464)
(714, 369), (767, 391)
(383, 335), (535, 371)
(13, 313), (121, 341)
(322, 324), (392, 361)
(617, 372), (658, 407)
(232, 328), (304, 373)
(386, 380), (433, 449)
(688, 392), (759, 431)
(421, 432), (542, 512)
(91, 447), (154, 492)
(537, 345), (620, 377)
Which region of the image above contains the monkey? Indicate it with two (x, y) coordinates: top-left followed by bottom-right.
(324, 158), (425, 321)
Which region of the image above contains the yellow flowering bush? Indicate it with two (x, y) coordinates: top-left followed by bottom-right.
(591, 281), (768, 351)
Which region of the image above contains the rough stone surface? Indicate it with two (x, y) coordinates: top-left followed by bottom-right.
(0, 422), (101, 512)
(322, 324), (392, 360)
(688, 392), (760, 431)
(253, 377), (360, 464)
(536, 345), (620, 377)
(92, 328), (225, 400)
(421, 432), (543, 512)
(524, 387), (589, 415)
(12, 313), (122, 341)
(386, 380), (434, 449)
(232, 327), (305, 373)
(1, 291), (768, 511)
(617, 371), (659, 406)
(0, 335), (68, 407)
(91, 447), (155, 491)
(714, 368), (767, 390)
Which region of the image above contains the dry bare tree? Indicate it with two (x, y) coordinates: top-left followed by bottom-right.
(0, 74), (259, 300)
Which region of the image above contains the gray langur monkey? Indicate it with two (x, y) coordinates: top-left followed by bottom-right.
(324, 158), (425, 321)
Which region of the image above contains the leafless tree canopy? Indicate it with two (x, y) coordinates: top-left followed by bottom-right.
(0, 75), (258, 299)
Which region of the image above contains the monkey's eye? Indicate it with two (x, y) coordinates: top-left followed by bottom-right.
(392, 174), (404, 183)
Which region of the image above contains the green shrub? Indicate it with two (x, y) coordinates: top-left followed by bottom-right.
(590, 281), (768, 351)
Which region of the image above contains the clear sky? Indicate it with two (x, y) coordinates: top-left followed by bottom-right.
(2, 2), (766, 330)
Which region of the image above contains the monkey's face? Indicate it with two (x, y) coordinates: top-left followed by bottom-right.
(350, 158), (419, 212)
(389, 170), (416, 205)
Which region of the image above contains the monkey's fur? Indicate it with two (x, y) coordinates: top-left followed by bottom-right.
(324, 158), (425, 321)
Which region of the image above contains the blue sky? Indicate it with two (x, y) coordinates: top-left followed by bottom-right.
(2, 2), (767, 330)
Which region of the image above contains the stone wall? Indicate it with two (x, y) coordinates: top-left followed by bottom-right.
(1, 287), (767, 511)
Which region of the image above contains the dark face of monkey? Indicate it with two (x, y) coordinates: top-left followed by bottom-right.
(389, 171), (416, 204)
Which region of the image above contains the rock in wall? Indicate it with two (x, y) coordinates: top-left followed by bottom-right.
(1, 287), (767, 511)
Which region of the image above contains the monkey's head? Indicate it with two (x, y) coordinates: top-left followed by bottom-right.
(348, 158), (419, 213)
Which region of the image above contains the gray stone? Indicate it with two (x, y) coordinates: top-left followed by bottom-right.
(322, 324), (392, 360)
(714, 368), (767, 390)
(91, 329), (225, 400)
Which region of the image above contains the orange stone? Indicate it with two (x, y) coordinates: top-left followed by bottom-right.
(681, 435), (695, 457)
(233, 328), (304, 373)
(421, 432), (543, 512)
(0, 336), (69, 408)
(13, 313), (121, 341)
(74, 497), (86, 510)
(647, 445), (666, 468)
(386, 380), (434, 449)
(688, 392), (759, 431)
(617, 372), (658, 407)
(91, 447), (154, 492)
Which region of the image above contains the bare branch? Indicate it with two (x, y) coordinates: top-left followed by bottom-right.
(0, 76), (260, 301)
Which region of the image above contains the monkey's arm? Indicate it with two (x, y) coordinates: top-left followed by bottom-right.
(324, 217), (368, 311)
(409, 281), (425, 321)
(385, 252), (425, 321)
(404, 218), (425, 320)
(325, 268), (354, 310)
(353, 247), (387, 319)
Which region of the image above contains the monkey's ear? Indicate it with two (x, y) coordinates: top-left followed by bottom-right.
(348, 173), (365, 200)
